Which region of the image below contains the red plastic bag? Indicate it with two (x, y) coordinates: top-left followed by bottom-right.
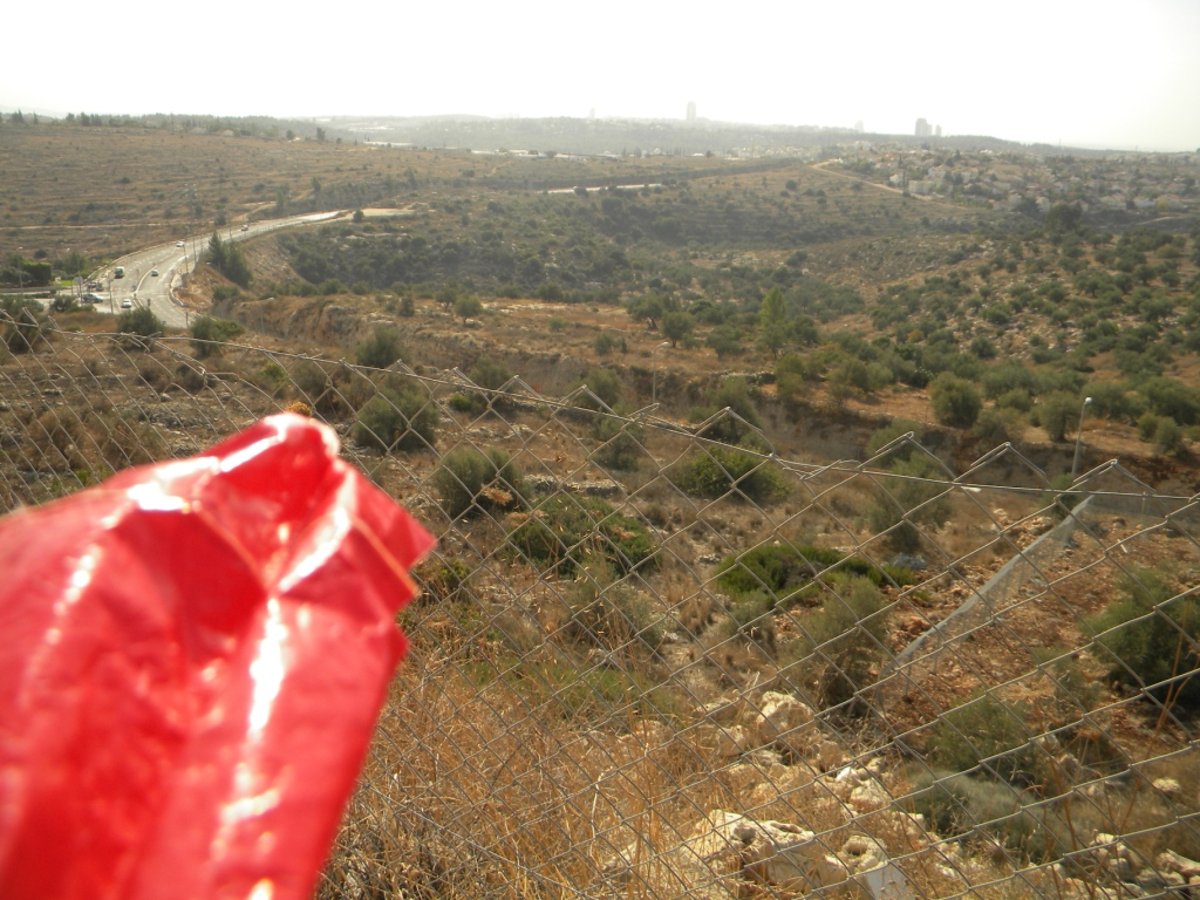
(0, 414), (434, 899)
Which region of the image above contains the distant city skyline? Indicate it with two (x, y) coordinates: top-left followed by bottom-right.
(3, 0), (1198, 153)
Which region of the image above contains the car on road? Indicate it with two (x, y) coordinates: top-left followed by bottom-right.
(121, 298), (133, 309)
(175, 240), (185, 248)
(150, 269), (159, 277)
(82, 293), (102, 304)
(240, 224), (249, 231)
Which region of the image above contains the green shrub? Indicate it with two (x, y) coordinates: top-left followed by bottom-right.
(796, 575), (892, 714)
(867, 454), (952, 554)
(454, 295), (483, 322)
(1, 298), (49, 353)
(1152, 416), (1184, 455)
(1137, 410), (1162, 441)
(117, 307), (164, 350)
(591, 416), (646, 472)
(705, 325), (744, 359)
(432, 446), (526, 519)
(973, 407), (1019, 446)
(722, 592), (777, 654)
(1034, 391), (1081, 442)
(414, 557), (471, 604)
(1143, 376), (1200, 426)
(508, 495), (655, 576)
(354, 327), (405, 369)
(254, 361), (287, 397)
(716, 543), (913, 608)
(593, 332), (624, 356)
(717, 543), (841, 604)
(173, 361), (207, 393)
(189, 315), (244, 357)
(575, 366), (623, 411)
(696, 377), (762, 444)
(670, 445), (789, 504)
(1087, 568), (1200, 711)
(996, 388), (1034, 413)
(930, 372), (982, 428)
(351, 380), (439, 453)
(290, 360), (347, 418)
(447, 392), (474, 412)
(865, 419), (924, 460)
(467, 355), (515, 412)
(564, 567), (664, 654)
(905, 771), (1064, 861)
(928, 693), (1047, 787)
(1084, 380), (1141, 423)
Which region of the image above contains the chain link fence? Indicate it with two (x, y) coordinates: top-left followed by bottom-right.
(2, 322), (1199, 898)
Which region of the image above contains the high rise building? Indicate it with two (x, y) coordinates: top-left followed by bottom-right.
(915, 118), (932, 138)
(686, 101), (697, 122)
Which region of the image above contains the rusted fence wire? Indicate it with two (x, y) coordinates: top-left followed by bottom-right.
(2, 324), (1198, 898)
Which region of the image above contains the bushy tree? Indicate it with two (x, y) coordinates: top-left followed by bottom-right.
(593, 332), (624, 356)
(929, 694), (1046, 787)
(930, 372), (982, 428)
(591, 417), (645, 471)
(432, 446), (525, 519)
(355, 327), (404, 369)
(867, 454), (952, 554)
(705, 324), (744, 359)
(758, 287), (788, 357)
(670, 445), (789, 504)
(697, 377), (762, 444)
(351, 379), (438, 453)
(1088, 568), (1200, 711)
(207, 233), (251, 287)
(660, 310), (694, 348)
(190, 315), (244, 358)
(465, 355), (515, 413)
(625, 291), (670, 329)
(1034, 391), (1081, 442)
(454, 294), (483, 323)
(508, 495), (655, 576)
(117, 307), (164, 350)
(1, 297), (49, 353)
(575, 366), (623, 411)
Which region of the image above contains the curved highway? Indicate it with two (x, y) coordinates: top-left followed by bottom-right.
(89, 210), (348, 329)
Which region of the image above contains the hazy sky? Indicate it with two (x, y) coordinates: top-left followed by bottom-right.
(5, 0), (1199, 151)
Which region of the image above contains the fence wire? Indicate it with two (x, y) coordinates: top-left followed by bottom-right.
(2, 325), (1199, 899)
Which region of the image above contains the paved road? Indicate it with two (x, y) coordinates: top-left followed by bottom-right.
(87, 211), (349, 328)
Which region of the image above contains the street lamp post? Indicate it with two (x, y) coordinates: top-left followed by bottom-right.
(1071, 396), (1093, 478)
(651, 341), (670, 407)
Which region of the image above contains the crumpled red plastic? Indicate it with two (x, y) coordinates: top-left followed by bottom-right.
(0, 413), (434, 899)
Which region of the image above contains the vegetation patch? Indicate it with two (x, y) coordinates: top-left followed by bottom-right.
(507, 495), (656, 576)
(669, 444), (789, 504)
(1087, 567), (1200, 712)
(432, 446), (526, 519)
(716, 542), (914, 608)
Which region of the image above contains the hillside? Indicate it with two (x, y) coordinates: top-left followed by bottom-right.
(3, 122), (1200, 897)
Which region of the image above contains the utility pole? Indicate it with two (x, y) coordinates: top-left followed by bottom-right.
(1071, 396), (1093, 479)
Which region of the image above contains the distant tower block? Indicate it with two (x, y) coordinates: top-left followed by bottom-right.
(915, 118), (932, 138)
(686, 101), (697, 122)
(935, 124), (942, 137)
(855, 120), (864, 133)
